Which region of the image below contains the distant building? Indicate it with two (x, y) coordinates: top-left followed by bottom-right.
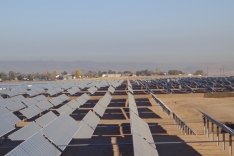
(102, 74), (121, 78)
(63, 74), (75, 80)
(56, 74), (76, 80)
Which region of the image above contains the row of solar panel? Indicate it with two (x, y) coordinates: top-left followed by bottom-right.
(6, 90), (115, 155)
(0, 80), (123, 98)
(1, 80), (123, 155)
(138, 77), (234, 93)
(128, 91), (159, 156)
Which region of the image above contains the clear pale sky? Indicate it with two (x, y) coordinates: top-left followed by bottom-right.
(0, 0), (234, 64)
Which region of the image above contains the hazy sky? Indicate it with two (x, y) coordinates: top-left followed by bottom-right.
(0, 0), (234, 64)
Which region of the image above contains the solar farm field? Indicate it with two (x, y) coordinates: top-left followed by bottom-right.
(0, 77), (234, 156)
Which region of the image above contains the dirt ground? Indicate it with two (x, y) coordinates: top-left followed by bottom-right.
(157, 93), (234, 133)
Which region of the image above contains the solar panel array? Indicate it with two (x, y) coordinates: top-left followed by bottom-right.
(128, 93), (159, 156)
(1, 79), (165, 156)
(140, 77), (234, 94)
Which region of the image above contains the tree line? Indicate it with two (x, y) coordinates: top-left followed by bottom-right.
(0, 69), (205, 81)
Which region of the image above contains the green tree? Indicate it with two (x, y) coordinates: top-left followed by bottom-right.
(0, 72), (8, 81)
(61, 71), (68, 76)
(168, 70), (184, 75)
(8, 71), (17, 80)
(194, 70), (204, 76)
(75, 69), (82, 78)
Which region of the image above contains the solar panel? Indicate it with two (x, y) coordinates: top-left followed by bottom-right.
(47, 88), (63, 96)
(20, 105), (42, 119)
(5, 90), (24, 97)
(21, 98), (38, 106)
(132, 131), (159, 156)
(0, 121), (15, 138)
(8, 122), (41, 141)
(59, 94), (69, 102)
(56, 105), (74, 115)
(36, 100), (53, 111)
(130, 112), (155, 144)
(33, 95), (47, 102)
(49, 97), (62, 106)
(66, 99), (81, 110)
(97, 92), (112, 107)
(42, 115), (79, 151)
(8, 95), (25, 102)
(67, 87), (80, 95)
(35, 111), (57, 128)
(6, 133), (61, 156)
(128, 86), (134, 94)
(75, 93), (90, 107)
(93, 104), (106, 117)
(82, 93), (91, 101)
(0, 107), (11, 116)
(0, 112), (20, 137)
(73, 121), (94, 139)
(92, 93), (112, 117)
(108, 86), (115, 94)
(88, 86), (97, 94)
(128, 93), (139, 115)
(82, 111), (100, 129)
(6, 101), (26, 112)
(26, 88), (45, 97)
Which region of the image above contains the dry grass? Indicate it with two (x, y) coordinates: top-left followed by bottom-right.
(158, 93), (234, 123)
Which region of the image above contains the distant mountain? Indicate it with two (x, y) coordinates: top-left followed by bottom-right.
(0, 60), (234, 76)
(0, 60), (159, 72)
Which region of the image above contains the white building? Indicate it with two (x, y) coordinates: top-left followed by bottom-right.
(102, 74), (121, 78)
